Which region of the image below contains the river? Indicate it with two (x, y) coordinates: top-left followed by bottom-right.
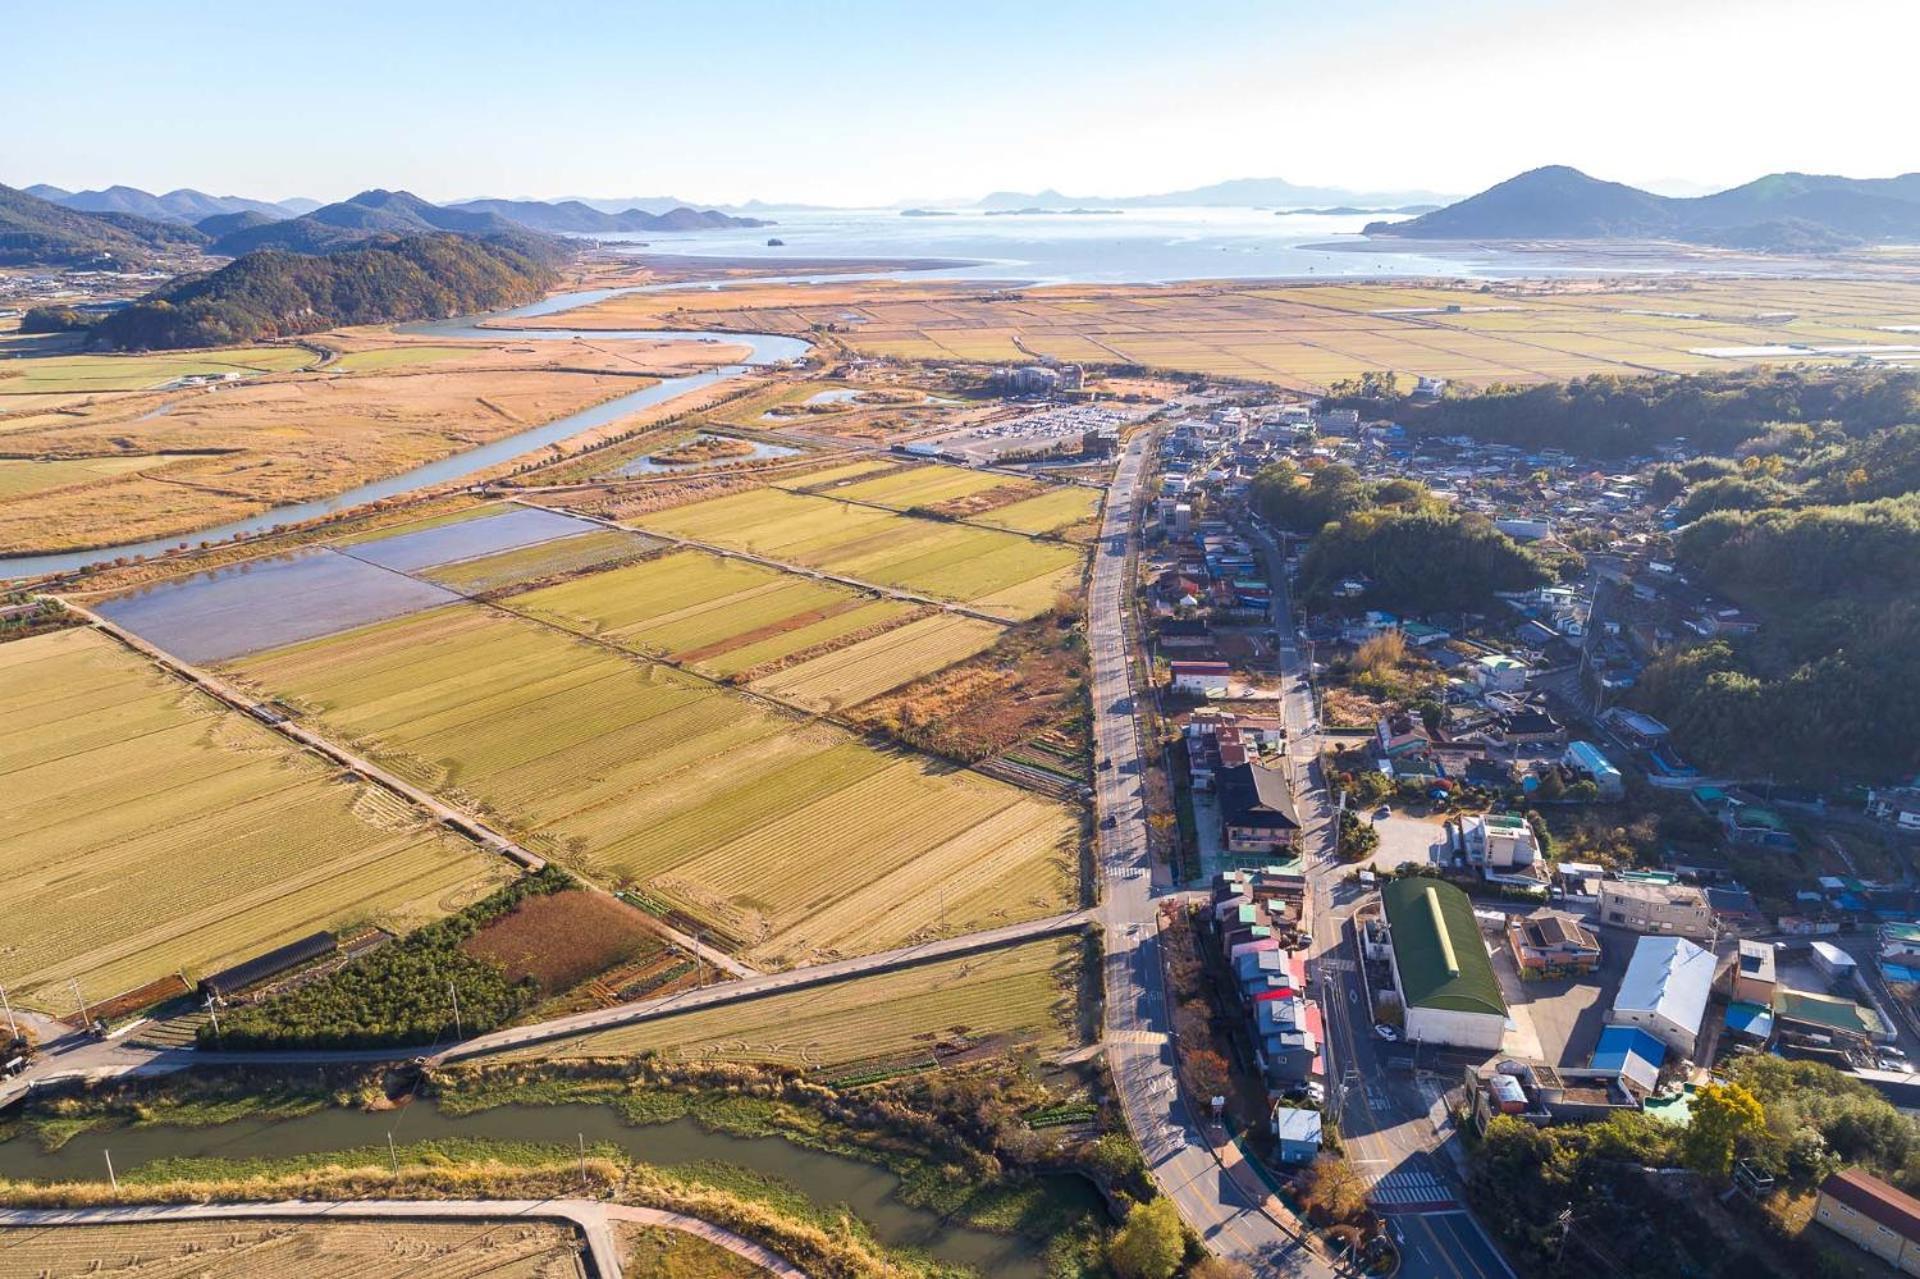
(0, 297), (810, 581)
(0, 1101), (1081, 1276)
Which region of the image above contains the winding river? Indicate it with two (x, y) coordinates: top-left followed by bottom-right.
(0, 289), (811, 581)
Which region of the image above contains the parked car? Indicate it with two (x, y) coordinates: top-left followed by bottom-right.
(1374, 1024), (1400, 1042)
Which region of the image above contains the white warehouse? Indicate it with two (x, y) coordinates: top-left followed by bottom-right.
(1610, 935), (1715, 1059)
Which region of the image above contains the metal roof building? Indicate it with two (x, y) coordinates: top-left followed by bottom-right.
(1381, 877), (1508, 1050)
(1610, 935), (1714, 1058)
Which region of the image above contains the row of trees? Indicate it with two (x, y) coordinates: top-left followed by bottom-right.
(204, 866), (574, 1050)
(93, 232), (559, 350)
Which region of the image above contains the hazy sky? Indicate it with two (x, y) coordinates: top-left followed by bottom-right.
(10, 0), (1917, 206)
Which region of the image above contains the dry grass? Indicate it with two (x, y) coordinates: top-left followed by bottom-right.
(0, 1218), (587, 1278)
(619, 1222), (762, 1279)
(0, 626), (509, 1010)
(461, 889), (662, 993)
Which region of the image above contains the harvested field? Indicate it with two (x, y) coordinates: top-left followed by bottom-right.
(0, 453), (201, 500)
(532, 276), (1920, 391)
(461, 888), (662, 992)
(766, 458), (900, 491)
(748, 614), (1006, 711)
(828, 462), (1028, 510)
(0, 1218), (587, 1278)
(423, 530), (660, 594)
(499, 934), (1082, 1067)
(506, 548), (913, 676)
(329, 345), (476, 373)
(223, 605), (1079, 967)
(627, 488), (1085, 619)
(0, 627), (510, 1011)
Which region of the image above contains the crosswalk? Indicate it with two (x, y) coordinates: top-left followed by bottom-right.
(1361, 1163), (1457, 1211)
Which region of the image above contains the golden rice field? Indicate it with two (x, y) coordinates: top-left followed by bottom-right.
(629, 488), (1084, 620)
(423, 529), (660, 594)
(0, 627), (510, 1011)
(0, 1218), (586, 1279)
(223, 606), (1079, 967)
(768, 457), (900, 491)
(328, 345), (477, 373)
(505, 547), (914, 676)
(827, 462), (1026, 509)
(749, 613), (1006, 711)
(493, 934), (1081, 1068)
(0, 346), (312, 396)
(972, 485), (1104, 536)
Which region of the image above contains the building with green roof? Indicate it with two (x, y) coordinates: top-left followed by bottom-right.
(1380, 877), (1510, 1050)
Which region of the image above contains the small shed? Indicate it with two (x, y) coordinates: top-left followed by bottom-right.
(1590, 1024), (1667, 1094)
(1270, 1105), (1323, 1164)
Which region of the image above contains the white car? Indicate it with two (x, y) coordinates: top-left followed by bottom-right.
(1374, 1024), (1400, 1042)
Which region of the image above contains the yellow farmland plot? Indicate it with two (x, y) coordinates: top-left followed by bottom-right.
(225, 605), (1079, 967)
(973, 486), (1104, 536)
(828, 462), (1029, 509)
(0, 627), (509, 1011)
(496, 934), (1082, 1068)
(750, 614), (1006, 711)
(506, 548), (913, 676)
(630, 487), (1086, 619)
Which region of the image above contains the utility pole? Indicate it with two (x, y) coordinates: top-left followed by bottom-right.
(447, 981), (462, 1039)
(578, 1132), (588, 1187)
(104, 1149), (118, 1193)
(387, 1131), (399, 1176)
(205, 999), (221, 1045)
(69, 979), (88, 1032)
(0, 982), (16, 1038)
(693, 931), (704, 990)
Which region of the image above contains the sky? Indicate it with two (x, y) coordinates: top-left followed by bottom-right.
(9, 0), (1918, 207)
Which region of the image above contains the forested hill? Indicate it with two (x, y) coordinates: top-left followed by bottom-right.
(0, 183), (208, 267)
(1368, 165), (1920, 251)
(91, 233), (561, 349)
(208, 188), (555, 256)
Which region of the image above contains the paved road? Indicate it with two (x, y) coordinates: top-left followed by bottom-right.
(1091, 439), (1328, 1276)
(0, 1197), (807, 1279)
(1244, 519), (1514, 1279)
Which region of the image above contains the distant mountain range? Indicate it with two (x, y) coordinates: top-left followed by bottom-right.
(971, 177), (1456, 211)
(1368, 165), (1920, 251)
(207, 189), (547, 256)
(24, 184), (302, 225)
(444, 198), (768, 234)
(0, 184), (208, 268)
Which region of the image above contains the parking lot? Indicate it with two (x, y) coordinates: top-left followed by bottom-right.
(1493, 919), (1633, 1068)
(1361, 811), (1449, 872)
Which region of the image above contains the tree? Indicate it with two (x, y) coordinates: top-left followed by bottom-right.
(1108, 1195), (1185, 1279)
(1188, 1259), (1254, 1279)
(1182, 1047), (1232, 1103)
(1683, 1081), (1765, 1180)
(1298, 1154), (1369, 1226)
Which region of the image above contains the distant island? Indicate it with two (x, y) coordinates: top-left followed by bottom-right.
(984, 207), (1120, 217)
(899, 208), (957, 217)
(1366, 165), (1920, 252)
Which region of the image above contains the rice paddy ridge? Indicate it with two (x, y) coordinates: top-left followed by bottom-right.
(45, 600), (760, 983)
(438, 550), (1077, 804)
(504, 496), (1029, 627)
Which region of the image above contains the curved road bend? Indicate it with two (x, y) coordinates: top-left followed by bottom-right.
(1091, 438), (1331, 1277)
(0, 1198), (808, 1279)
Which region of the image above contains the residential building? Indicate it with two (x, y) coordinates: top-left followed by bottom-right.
(1777, 988), (1887, 1047)
(1598, 879), (1714, 939)
(1380, 878), (1509, 1050)
(1815, 1168), (1920, 1270)
(1170, 659), (1231, 695)
(1729, 940), (1778, 1005)
(1462, 813), (1540, 872)
(1723, 802), (1796, 850)
(1610, 935), (1714, 1058)
(1376, 710), (1431, 757)
(1867, 787), (1920, 833)
(1474, 654), (1529, 693)
(1562, 740), (1625, 800)
(1270, 1106), (1324, 1164)
(1601, 707), (1670, 748)
(1812, 941), (1859, 990)
(1589, 1024), (1666, 1094)
(1217, 761), (1302, 861)
(1507, 911), (1602, 977)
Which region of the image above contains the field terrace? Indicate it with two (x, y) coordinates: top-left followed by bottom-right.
(0, 626), (511, 1012)
(218, 602), (1080, 970)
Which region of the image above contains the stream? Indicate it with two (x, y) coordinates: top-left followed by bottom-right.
(0, 1101), (1080, 1277)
